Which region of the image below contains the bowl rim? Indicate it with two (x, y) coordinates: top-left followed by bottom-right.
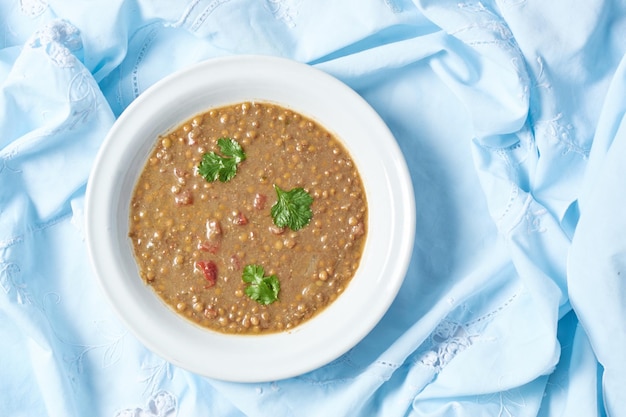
(85, 54), (415, 382)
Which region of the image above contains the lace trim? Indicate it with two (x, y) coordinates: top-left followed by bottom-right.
(534, 112), (589, 158)
(417, 293), (519, 373)
(114, 391), (178, 417)
(20, 0), (48, 18)
(191, 0), (232, 31)
(454, 1), (516, 50)
(140, 359), (173, 397)
(131, 26), (158, 99)
(417, 319), (480, 372)
(27, 20), (82, 68)
(63, 320), (127, 376)
(530, 57), (589, 157)
(1, 257), (128, 377)
(266, 0), (297, 28)
(0, 262), (27, 303)
(165, 0), (232, 31)
(452, 1), (531, 103)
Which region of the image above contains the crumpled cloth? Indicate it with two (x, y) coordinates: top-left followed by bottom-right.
(1, 0), (625, 416)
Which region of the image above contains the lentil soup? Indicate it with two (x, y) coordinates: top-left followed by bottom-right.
(129, 101), (368, 334)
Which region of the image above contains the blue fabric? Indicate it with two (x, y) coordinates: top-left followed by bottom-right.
(1, 0), (625, 415)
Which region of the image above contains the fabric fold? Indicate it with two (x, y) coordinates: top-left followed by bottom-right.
(2, 1), (626, 416)
(568, 51), (626, 417)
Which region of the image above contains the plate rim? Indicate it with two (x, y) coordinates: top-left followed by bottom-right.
(85, 54), (415, 382)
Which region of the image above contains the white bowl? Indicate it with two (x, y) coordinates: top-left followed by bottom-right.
(85, 55), (415, 382)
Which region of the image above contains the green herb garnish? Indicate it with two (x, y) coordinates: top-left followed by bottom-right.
(242, 264), (280, 305)
(270, 185), (313, 231)
(197, 138), (246, 182)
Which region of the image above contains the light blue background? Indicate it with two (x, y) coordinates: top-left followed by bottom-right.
(1, 1), (625, 416)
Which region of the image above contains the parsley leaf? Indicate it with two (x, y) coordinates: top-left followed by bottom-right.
(242, 264), (280, 305)
(197, 138), (246, 182)
(271, 185), (313, 231)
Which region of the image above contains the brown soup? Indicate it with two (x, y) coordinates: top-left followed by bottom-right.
(129, 101), (367, 334)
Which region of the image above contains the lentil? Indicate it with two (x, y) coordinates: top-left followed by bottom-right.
(129, 102), (367, 334)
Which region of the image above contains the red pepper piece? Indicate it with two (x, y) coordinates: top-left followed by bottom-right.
(233, 211), (248, 225)
(196, 260), (217, 287)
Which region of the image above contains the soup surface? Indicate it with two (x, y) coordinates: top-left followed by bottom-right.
(129, 101), (367, 334)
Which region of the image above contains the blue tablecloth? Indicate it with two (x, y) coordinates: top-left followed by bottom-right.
(2, 1), (625, 416)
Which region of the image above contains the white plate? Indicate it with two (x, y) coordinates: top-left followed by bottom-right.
(85, 55), (415, 382)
